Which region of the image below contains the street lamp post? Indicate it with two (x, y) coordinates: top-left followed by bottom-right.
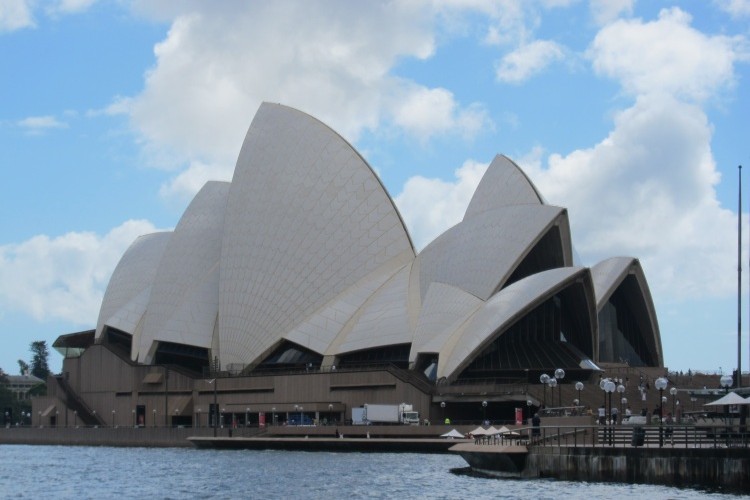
(575, 381), (584, 409)
(603, 379), (616, 445)
(547, 378), (557, 410)
(153, 409), (156, 427)
(540, 374), (550, 407)
(720, 374), (733, 444)
(111, 410), (115, 428)
(554, 369), (565, 408)
(481, 400), (487, 424)
(669, 387), (678, 421)
(272, 407), (276, 426)
(617, 383), (625, 421)
(132, 409), (136, 427)
(527, 399), (533, 423)
(246, 407), (250, 427)
(654, 377), (668, 448)
(197, 408), (201, 428)
(440, 401), (446, 422)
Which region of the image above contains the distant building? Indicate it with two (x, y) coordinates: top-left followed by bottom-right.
(38, 103), (662, 427)
(6, 374), (43, 400)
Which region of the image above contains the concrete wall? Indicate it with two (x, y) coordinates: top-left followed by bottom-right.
(526, 446), (750, 493)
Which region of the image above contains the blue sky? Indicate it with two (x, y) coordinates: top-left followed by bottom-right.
(1, 0), (749, 377)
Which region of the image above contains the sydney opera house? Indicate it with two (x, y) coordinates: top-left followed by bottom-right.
(38, 103), (662, 428)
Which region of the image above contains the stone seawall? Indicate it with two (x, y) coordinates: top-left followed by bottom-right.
(525, 446), (750, 492)
(0, 427), (216, 447)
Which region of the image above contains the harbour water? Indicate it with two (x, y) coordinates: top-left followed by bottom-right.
(0, 445), (743, 499)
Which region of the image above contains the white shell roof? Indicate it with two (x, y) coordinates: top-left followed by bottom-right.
(438, 266), (591, 380)
(137, 181), (229, 362)
(416, 204), (569, 302)
(410, 282), (483, 361)
(283, 256), (411, 355)
(464, 155), (545, 219)
(218, 103), (414, 367)
(328, 263), (413, 355)
(591, 256), (639, 309)
(93, 103), (661, 375)
(591, 256), (662, 365)
(95, 232), (171, 339)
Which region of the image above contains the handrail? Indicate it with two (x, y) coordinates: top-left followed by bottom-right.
(469, 423), (750, 449)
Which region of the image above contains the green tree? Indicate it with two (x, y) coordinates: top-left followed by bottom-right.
(30, 341), (50, 380)
(17, 359), (29, 375)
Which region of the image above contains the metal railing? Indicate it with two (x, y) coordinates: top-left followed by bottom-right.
(470, 423), (750, 449)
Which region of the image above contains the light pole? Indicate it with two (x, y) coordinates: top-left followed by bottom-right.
(272, 407), (276, 426)
(603, 379), (616, 445)
(246, 407), (250, 427)
(55, 410), (59, 428)
(111, 410), (115, 428)
(617, 383), (625, 421)
(621, 397), (628, 418)
(540, 374), (550, 407)
(554, 368), (565, 408)
(153, 408), (156, 427)
(527, 399), (533, 423)
(197, 408), (202, 428)
(548, 378), (557, 410)
(720, 374), (733, 442)
(221, 408), (226, 428)
(655, 377), (668, 447)
(481, 400), (487, 423)
(575, 381), (584, 408)
(132, 409), (136, 427)
(669, 387), (678, 420)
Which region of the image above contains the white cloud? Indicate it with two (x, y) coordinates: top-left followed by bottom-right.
(391, 86), (490, 142)
(715, 0), (750, 18)
(521, 94), (737, 300)
(589, 0), (633, 26)
(0, 0), (35, 32)
(0, 220), (160, 324)
(17, 115), (68, 134)
(588, 7), (744, 102)
(125, 3), (455, 170)
(48, 0), (97, 15)
(495, 39), (565, 83)
(158, 160), (233, 203)
(395, 159), (488, 250)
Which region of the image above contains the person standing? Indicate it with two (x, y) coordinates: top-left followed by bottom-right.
(532, 412), (541, 443)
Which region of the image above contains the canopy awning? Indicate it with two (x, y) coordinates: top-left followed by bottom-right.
(469, 426), (488, 436)
(440, 429), (465, 438)
(169, 395), (194, 416)
(142, 372), (163, 384)
(704, 392), (750, 406)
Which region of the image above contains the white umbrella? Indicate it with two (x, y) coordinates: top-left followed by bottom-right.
(440, 429), (465, 439)
(469, 426), (487, 436)
(704, 392), (750, 406)
(485, 426), (500, 435)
